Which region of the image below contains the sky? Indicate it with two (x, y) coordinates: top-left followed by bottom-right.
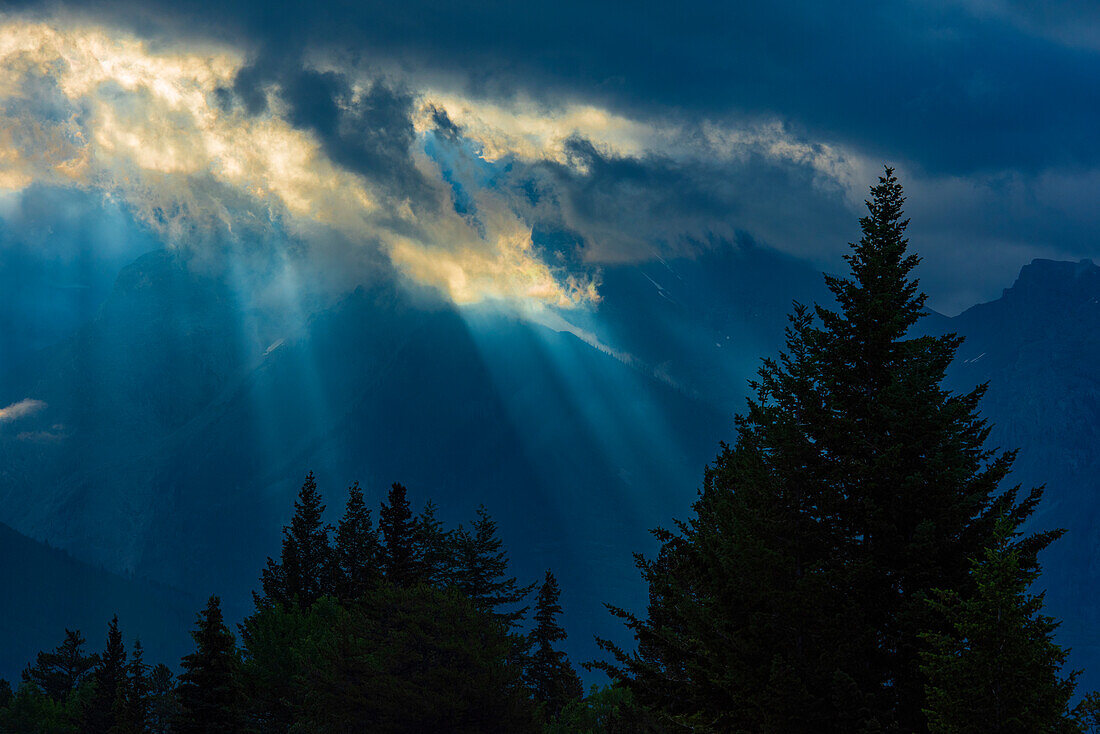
(2, 0), (1100, 315)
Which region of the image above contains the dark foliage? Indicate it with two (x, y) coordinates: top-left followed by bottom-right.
(379, 482), (422, 588)
(302, 583), (537, 733)
(21, 629), (96, 703)
(83, 615), (126, 734)
(176, 596), (244, 734)
(258, 472), (332, 610)
(332, 481), (381, 601)
(454, 505), (534, 628)
(596, 168), (1071, 732)
(921, 517), (1080, 733)
(528, 571), (584, 721)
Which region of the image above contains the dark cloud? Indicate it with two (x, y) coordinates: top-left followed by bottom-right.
(279, 70), (430, 203)
(425, 125), (856, 269)
(221, 50), (431, 204)
(7, 0), (1100, 310)
(15, 0), (1100, 178)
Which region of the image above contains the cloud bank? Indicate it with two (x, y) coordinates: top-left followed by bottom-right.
(0, 18), (605, 309)
(3, 5), (1100, 314)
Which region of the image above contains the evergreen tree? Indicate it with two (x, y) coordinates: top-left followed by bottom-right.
(1075, 693), (1100, 733)
(120, 639), (150, 734)
(302, 583), (538, 733)
(527, 571), (583, 720)
(811, 167), (1059, 728)
(146, 664), (178, 734)
(379, 482), (422, 587)
(598, 168), (1057, 732)
(0, 680), (79, 733)
(550, 685), (663, 734)
(176, 596), (243, 734)
(258, 472), (332, 610)
(83, 616), (126, 734)
(454, 506), (533, 627)
(239, 597), (344, 731)
(22, 629), (97, 702)
(332, 480), (381, 601)
(417, 499), (454, 587)
(920, 518), (1079, 733)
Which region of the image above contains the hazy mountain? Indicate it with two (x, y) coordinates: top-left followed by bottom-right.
(2, 243), (819, 670)
(937, 258), (1100, 691)
(0, 521), (197, 682)
(4, 246), (1100, 687)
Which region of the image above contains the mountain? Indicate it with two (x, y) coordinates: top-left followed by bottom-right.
(937, 258), (1100, 692)
(5, 245), (1100, 689)
(0, 521), (197, 682)
(1, 243), (825, 670)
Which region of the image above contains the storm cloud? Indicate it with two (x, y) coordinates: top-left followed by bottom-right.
(2, 1), (1100, 312)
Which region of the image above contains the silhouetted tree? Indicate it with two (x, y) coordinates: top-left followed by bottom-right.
(258, 472), (331, 610)
(83, 615), (126, 734)
(380, 482), (421, 588)
(417, 499), (454, 587)
(119, 639), (150, 734)
(527, 571), (583, 720)
(454, 506), (533, 627)
(598, 168), (1060, 732)
(921, 518), (1080, 733)
(332, 480), (380, 601)
(176, 596), (243, 734)
(22, 629), (96, 702)
(146, 664), (178, 734)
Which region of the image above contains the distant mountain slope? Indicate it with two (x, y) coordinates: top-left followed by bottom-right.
(0, 250), (257, 571)
(0, 521), (197, 683)
(2, 245), (820, 671)
(7, 246), (1100, 690)
(938, 258), (1100, 691)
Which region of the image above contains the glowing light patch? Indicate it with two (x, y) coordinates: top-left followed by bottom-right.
(415, 93), (659, 166)
(0, 17), (596, 309)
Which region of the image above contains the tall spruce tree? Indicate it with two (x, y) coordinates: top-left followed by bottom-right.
(380, 482), (422, 587)
(22, 629), (97, 702)
(84, 615), (127, 734)
(527, 571), (583, 720)
(417, 499), (454, 587)
(454, 505), (534, 627)
(810, 167), (1058, 728)
(177, 596), (243, 734)
(146, 664), (179, 734)
(333, 481), (381, 601)
(258, 472), (332, 609)
(920, 517), (1079, 733)
(122, 639), (151, 734)
(598, 168), (1056, 732)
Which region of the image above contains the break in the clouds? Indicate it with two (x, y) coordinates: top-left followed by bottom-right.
(0, 18), (604, 309)
(3, 3), (1100, 312)
(0, 14), (875, 311)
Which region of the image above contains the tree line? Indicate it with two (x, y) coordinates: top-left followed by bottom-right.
(1, 168), (1098, 732)
(0, 480), (600, 732)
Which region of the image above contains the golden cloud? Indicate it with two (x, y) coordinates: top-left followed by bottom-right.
(0, 17), (598, 309)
